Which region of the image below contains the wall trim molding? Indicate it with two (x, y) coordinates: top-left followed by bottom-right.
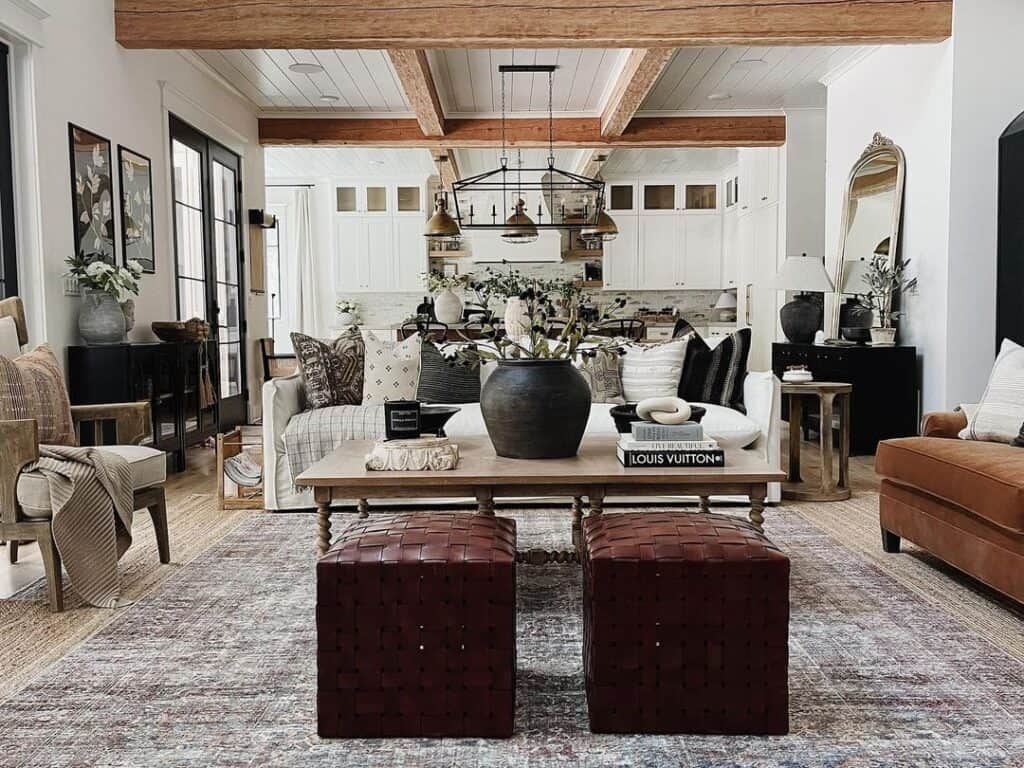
(0, 0), (48, 46)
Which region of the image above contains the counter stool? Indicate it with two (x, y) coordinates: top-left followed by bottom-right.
(317, 512), (516, 738)
(582, 512), (790, 734)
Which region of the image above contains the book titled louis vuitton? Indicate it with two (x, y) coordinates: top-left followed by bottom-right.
(616, 444), (725, 468)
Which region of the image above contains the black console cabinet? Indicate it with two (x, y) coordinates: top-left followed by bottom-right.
(67, 342), (219, 472)
(772, 343), (919, 455)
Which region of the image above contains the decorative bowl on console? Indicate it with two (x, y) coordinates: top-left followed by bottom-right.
(610, 404), (706, 434)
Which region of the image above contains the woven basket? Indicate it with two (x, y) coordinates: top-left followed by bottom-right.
(151, 318), (210, 342)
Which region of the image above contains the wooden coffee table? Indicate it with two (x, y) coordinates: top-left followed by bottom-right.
(295, 435), (785, 557)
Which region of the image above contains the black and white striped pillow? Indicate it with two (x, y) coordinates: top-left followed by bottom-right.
(679, 327), (751, 412)
(416, 342), (481, 404)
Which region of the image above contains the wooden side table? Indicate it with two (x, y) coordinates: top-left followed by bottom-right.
(782, 381), (852, 502)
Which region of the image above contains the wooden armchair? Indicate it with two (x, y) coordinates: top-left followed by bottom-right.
(259, 338), (297, 382)
(0, 297), (170, 611)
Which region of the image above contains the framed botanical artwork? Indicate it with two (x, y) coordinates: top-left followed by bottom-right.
(68, 123), (116, 264)
(118, 146), (155, 273)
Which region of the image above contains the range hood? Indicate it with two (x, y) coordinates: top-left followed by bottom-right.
(463, 229), (563, 263)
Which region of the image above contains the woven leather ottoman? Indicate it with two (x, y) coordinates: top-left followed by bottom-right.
(317, 513), (516, 738)
(582, 512), (790, 735)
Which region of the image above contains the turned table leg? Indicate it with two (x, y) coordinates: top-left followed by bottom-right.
(589, 489), (605, 516)
(357, 498), (370, 518)
(787, 395), (803, 483)
(571, 496), (583, 550)
(749, 486), (767, 534)
(316, 499), (332, 556)
(819, 392), (837, 496)
(699, 496), (711, 514)
(476, 488), (495, 515)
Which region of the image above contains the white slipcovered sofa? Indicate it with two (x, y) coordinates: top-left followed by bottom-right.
(262, 370), (782, 510)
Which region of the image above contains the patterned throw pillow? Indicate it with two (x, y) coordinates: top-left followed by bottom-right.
(417, 342), (481, 404)
(577, 351), (626, 404)
(291, 329), (364, 409)
(619, 338), (689, 402)
(961, 339), (1024, 445)
(362, 331), (422, 405)
(0, 344), (76, 445)
(679, 327), (751, 412)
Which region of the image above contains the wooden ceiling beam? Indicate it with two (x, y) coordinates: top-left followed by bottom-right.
(387, 50), (446, 137)
(115, 1), (952, 49)
(601, 49), (676, 137)
(259, 115), (786, 148)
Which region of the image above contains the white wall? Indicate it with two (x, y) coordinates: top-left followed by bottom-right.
(1, 0), (266, 418)
(784, 108), (827, 261)
(825, 42), (954, 413)
(945, 0), (1024, 405)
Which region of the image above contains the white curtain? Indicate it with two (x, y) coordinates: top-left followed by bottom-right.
(290, 187), (321, 339)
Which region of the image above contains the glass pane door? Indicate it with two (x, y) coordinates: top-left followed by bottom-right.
(172, 139), (206, 320)
(213, 161), (242, 401)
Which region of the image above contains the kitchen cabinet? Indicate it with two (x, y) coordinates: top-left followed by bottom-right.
(736, 203), (781, 371)
(602, 214), (639, 290)
(606, 182), (637, 214)
(738, 149), (780, 212)
(640, 182), (677, 214)
(336, 184), (392, 215)
(335, 215), (426, 292)
(393, 218), (428, 291)
(637, 214), (722, 289)
(721, 209), (739, 288)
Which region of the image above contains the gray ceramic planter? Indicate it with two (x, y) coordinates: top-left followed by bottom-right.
(480, 358), (591, 459)
(79, 289), (126, 345)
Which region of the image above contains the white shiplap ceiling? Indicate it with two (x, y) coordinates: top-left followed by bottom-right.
(600, 148), (739, 177)
(191, 45), (871, 116)
(265, 147), (437, 179)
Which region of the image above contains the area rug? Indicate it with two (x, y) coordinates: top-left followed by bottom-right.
(1, 503), (1022, 768)
(0, 492), (251, 701)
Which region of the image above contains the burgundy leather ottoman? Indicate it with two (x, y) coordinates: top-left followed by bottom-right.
(317, 513), (516, 738)
(582, 512), (790, 734)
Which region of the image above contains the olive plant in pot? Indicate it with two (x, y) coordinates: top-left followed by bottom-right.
(454, 281), (625, 459)
(863, 254), (917, 347)
(65, 255), (143, 344)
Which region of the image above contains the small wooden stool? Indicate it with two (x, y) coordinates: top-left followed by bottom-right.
(782, 381), (852, 502)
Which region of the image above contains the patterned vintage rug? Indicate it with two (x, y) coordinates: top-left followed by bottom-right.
(1, 499), (1023, 767)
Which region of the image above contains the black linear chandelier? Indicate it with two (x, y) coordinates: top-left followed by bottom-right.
(449, 64), (607, 245)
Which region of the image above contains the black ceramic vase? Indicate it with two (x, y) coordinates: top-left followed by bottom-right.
(480, 359), (591, 459)
(779, 293), (823, 344)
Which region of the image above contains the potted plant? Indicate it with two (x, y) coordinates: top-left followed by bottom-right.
(455, 282), (624, 459)
(65, 255), (143, 345)
(864, 254), (917, 346)
(335, 299), (360, 327)
(467, 264), (531, 337)
(421, 270), (467, 324)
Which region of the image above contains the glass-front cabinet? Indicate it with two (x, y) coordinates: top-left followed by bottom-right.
(605, 182), (637, 214)
(335, 183), (422, 215)
(641, 182), (677, 214)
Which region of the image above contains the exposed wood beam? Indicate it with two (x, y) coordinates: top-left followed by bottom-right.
(387, 50), (446, 137)
(432, 150), (461, 189)
(259, 116), (786, 149)
(601, 49), (675, 137)
(115, 1), (952, 49)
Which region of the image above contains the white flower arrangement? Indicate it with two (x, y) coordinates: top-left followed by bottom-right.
(335, 299), (361, 323)
(65, 254), (142, 301)
(421, 270), (467, 293)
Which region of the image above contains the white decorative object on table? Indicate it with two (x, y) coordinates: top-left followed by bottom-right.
(782, 368), (814, 383)
(636, 397), (692, 425)
(434, 287), (464, 324)
(365, 437), (460, 471)
(503, 296), (530, 340)
(335, 299), (360, 328)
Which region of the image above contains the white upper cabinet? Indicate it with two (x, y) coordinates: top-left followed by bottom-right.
(602, 215), (639, 290)
(638, 216), (678, 288)
(335, 216), (369, 292)
(721, 209), (739, 289)
(738, 149), (780, 212)
(680, 215), (722, 289)
(605, 182), (637, 215)
(335, 182), (426, 216)
(640, 182), (678, 215)
(394, 184), (426, 216)
(393, 218), (427, 291)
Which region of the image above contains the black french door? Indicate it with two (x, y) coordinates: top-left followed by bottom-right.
(0, 42), (17, 299)
(169, 115), (247, 428)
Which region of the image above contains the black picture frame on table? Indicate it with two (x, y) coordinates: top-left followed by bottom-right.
(68, 123), (116, 265)
(117, 145), (155, 273)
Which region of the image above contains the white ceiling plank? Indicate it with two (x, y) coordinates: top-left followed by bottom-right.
(467, 50), (495, 113)
(335, 50), (390, 111)
(218, 49), (294, 108)
(195, 51), (274, 108)
(444, 49), (477, 113)
(427, 50), (457, 115)
(316, 51), (370, 110)
(245, 50), (317, 109)
(686, 47), (749, 106)
(359, 50), (411, 111)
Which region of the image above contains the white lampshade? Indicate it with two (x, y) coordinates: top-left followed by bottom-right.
(840, 258), (871, 294)
(713, 290), (738, 310)
(772, 256), (835, 292)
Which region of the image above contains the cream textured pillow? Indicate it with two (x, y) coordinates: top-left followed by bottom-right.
(961, 339), (1024, 444)
(362, 331), (422, 405)
(0, 344), (76, 445)
(576, 352), (626, 404)
(619, 338), (689, 402)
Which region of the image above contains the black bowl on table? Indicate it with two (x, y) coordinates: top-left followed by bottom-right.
(841, 326), (872, 344)
(609, 403), (706, 434)
(419, 405), (461, 437)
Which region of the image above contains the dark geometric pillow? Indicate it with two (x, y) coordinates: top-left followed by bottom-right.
(679, 327), (751, 412)
(417, 342), (481, 404)
(290, 329), (364, 409)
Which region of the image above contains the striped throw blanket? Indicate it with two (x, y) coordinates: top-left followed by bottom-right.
(283, 404), (385, 487)
(27, 445), (134, 608)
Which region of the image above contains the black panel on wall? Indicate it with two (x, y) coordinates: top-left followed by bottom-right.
(997, 111), (1024, 350)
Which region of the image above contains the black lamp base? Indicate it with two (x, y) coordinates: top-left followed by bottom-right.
(780, 294), (823, 344)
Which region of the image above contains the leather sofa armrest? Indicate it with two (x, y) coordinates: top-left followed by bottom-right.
(921, 411), (967, 439)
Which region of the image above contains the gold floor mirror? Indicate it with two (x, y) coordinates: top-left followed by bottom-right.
(828, 133), (906, 339)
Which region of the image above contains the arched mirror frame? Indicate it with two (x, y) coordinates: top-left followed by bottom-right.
(828, 133), (907, 338)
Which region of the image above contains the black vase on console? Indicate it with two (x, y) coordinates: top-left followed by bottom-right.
(779, 293), (822, 344)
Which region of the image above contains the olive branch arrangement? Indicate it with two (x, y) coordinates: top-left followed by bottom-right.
(863, 255), (918, 329)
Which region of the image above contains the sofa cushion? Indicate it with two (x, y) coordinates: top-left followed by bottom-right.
(619, 338), (689, 401)
(576, 352), (626, 405)
(679, 327), (751, 412)
(291, 329), (363, 409)
(417, 342), (480, 404)
(18, 444), (166, 519)
(362, 331), (421, 405)
(960, 338), (1024, 445)
(875, 437), (1024, 534)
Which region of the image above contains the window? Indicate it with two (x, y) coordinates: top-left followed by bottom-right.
(0, 42), (17, 298)
(169, 115), (247, 428)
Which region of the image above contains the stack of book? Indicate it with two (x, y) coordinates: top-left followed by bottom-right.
(616, 420), (725, 468)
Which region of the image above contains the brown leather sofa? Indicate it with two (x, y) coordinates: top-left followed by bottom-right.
(875, 411), (1024, 604)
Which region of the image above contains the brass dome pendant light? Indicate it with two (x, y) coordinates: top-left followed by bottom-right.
(580, 156), (619, 243)
(448, 64), (607, 243)
(423, 191), (461, 241)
